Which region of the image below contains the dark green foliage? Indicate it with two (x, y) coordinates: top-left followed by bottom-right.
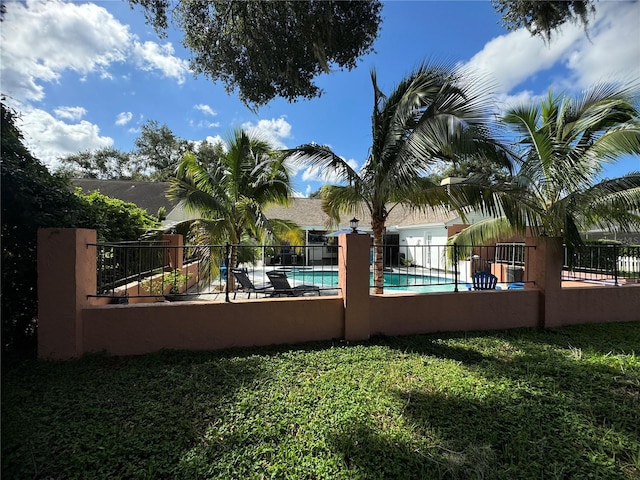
(2, 323), (639, 479)
(128, 0), (382, 107)
(1, 104), (85, 359)
(491, 0), (595, 41)
(76, 190), (159, 242)
(1, 103), (158, 360)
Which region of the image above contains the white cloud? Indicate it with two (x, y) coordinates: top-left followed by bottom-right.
(1, 0), (191, 104)
(241, 117), (293, 149)
(131, 41), (190, 85)
(18, 105), (113, 167)
(204, 135), (225, 146)
(0, 0), (130, 101)
(115, 111), (133, 126)
(191, 135), (227, 153)
(465, 24), (582, 94)
(0, 0), (191, 166)
(54, 106), (87, 121)
(560, 1), (640, 89)
(465, 1), (640, 98)
(194, 104), (217, 116)
(189, 119), (221, 129)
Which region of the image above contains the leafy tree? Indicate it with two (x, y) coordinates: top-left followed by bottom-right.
(194, 137), (226, 173)
(491, 0), (595, 42)
(168, 129), (301, 285)
(57, 147), (138, 179)
(75, 190), (159, 242)
(134, 120), (192, 181)
(452, 85), (640, 249)
(284, 62), (511, 293)
(128, 0), (382, 107)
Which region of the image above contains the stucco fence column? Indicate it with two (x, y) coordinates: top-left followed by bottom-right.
(163, 233), (183, 269)
(338, 232), (371, 341)
(525, 236), (563, 328)
(38, 228), (97, 359)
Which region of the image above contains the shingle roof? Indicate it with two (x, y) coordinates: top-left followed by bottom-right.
(264, 198), (459, 231)
(72, 180), (462, 231)
(72, 179), (174, 215)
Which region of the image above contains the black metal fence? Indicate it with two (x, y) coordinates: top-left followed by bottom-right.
(563, 244), (640, 285)
(91, 242), (341, 301)
(371, 243), (534, 292)
(92, 240), (640, 300)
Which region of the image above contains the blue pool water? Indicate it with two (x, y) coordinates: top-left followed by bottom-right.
(288, 270), (455, 293)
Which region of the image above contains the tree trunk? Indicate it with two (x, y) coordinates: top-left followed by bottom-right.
(372, 216), (385, 294)
(228, 244), (238, 291)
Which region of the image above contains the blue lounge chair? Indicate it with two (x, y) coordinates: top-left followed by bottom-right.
(266, 271), (320, 297)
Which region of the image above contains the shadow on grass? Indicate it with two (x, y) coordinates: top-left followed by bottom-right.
(1, 349), (269, 479)
(359, 325), (640, 479)
(327, 419), (498, 480)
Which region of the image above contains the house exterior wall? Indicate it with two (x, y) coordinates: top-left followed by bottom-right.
(397, 226), (449, 268)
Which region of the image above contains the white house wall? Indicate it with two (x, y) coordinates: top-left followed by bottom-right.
(398, 227), (449, 268)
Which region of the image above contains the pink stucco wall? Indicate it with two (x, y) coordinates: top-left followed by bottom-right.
(370, 289), (540, 336)
(557, 286), (640, 324)
(37, 229), (640, 359)
(82, 297), (345, 356)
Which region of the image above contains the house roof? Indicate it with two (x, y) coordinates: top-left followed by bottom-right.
(72, 179), (174, 215)
(72, 179), (464, 231)
(264, 198), (460, 231)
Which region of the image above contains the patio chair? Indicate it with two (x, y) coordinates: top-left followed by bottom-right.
(508, 282), (525, 290)
(469, 271), (500, 290)
(231, 268), (272, 299)
(266, 271), (320, 297)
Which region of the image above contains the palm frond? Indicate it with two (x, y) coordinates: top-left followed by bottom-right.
(448, 216), (520, 246)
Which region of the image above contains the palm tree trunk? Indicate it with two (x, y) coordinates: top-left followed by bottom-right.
(228, 244), (238, 291)
(372, 217), (385, 294)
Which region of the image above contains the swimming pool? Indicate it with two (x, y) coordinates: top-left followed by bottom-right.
(287, 269), (456, 293)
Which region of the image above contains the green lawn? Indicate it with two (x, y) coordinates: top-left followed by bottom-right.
(2, 323), (639, 479)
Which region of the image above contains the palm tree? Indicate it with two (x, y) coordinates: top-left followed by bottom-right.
(168, 129), (302, 283)
(284, 61), (510, 293)
(452, 85), (640, 249)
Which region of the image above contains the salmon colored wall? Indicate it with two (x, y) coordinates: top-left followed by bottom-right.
(370, 290), (539, 336)
(38, 229), (640, 360)
(558, 286), (640, 324)
(339, 233), (371, 341)
(38, 228), (96, 359)
(82, 297), (344, 356)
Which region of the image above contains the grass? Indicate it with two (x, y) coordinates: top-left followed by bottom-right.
(2, 323), (639, 480)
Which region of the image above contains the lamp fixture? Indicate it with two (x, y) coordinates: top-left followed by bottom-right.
(349, 217), (359, 233)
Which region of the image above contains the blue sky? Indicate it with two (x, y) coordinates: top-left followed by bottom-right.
(2, 0), (639, 197)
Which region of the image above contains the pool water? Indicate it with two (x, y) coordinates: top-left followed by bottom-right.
(288, 270), (455, 293)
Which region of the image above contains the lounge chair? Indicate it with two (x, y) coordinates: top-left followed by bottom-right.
(468, 271), (500, 290)
(231, 268), (272, 299)
(266, 271), (320, 297)
(508, 282), (525, 290)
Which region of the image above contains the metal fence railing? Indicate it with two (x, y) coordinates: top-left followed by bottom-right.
(369, 243), (535, 292)
(91, 242), (341, 302)
(96, 240), (640, 300)
(562, 244), (640, 285)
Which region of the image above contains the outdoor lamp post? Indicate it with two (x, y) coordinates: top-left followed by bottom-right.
(350, 217), (359, 233)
